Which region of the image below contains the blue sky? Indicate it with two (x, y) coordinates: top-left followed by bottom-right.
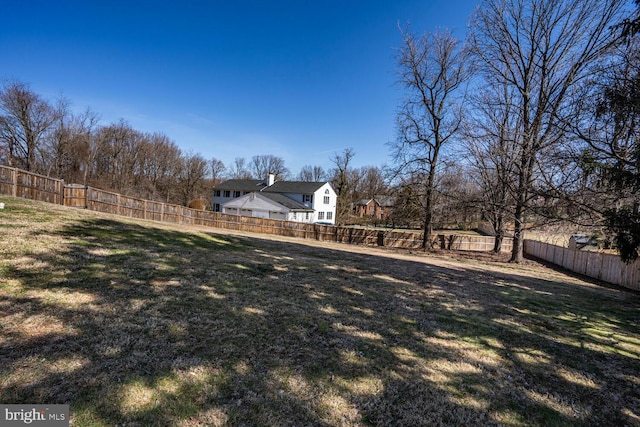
(1, 0), (478, 175)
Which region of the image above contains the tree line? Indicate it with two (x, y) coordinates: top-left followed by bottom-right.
(0, 85), (389, 217)
(390, 0), (640, 263)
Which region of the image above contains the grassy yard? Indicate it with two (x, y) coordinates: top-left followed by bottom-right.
(1, 196), (639, 426)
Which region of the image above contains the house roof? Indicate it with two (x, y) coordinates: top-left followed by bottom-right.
(213, 179), (267, 191)
(214, 179), (331, 195)
(262, 181), (328, 194)
(260, 193), (313, 211)
(223, 192), (284, 212)
(374, 195), (394, 207)
(356, 195), (395, 207)
(222, 192), (312, 212)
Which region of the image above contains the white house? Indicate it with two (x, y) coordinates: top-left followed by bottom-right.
(213, 174), (337, 224)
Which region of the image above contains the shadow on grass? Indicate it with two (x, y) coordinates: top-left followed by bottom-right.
(1, 218), (639, 426)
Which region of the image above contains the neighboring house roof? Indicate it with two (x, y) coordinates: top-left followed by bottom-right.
(213, 179), (267, 191)
(356, 195), (395, 207)
(222, 192), (312, 212)
(374, 195), (394, 207)
(262, 181), (328, 194)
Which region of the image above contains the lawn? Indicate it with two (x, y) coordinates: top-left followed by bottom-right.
(1, 196), (639, 426)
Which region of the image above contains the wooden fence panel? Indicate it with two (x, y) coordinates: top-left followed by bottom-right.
(0, 166), (16, 196)
(524, 240), (640, 290)
(621, 259), (640, 291)
(601, 254), (618, 284)
(0, 166), (64, 204)
(145, 201), (163, 222)
(383, 230), (422, 249)
(573, 251), (588, 277)
(119, 195), (146, 219)
(86, 188), (119, 214)
(561, 247), (573, 271)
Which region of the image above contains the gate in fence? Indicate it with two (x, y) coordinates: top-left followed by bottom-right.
(63, 184), (87, 208)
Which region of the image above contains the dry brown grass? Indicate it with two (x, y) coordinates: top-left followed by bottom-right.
(1, 196), (639, 426)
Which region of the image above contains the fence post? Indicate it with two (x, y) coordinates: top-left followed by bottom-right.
(58, 179), (64, 205)
(11, 168), (17, 197)
(116, 193), (121, 216)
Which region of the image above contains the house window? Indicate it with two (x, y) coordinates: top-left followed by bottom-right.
(223, 190), (231, 198)
(305, 212), (309, 220)
(318, 212), (324, 220)
(303, 194), (312, 203)
(327, 212), (333, 220)
(214, 190), (221, 197)
(213, 203), (221, 212)
(369, 205), (375, 212)
(324, 196), (330, 204)
(325, 189), (329, 194)
(293, 212), (297, 220)
(233, 191), (241, 197)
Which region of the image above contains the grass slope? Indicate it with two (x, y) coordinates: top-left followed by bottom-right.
(1, 196), (639, 426)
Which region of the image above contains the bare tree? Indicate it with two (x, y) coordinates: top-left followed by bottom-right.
(464, 77), (520, 252)
(329, 148), (360, 224)
(388, 176), (426, 228)
(390, 29), (471, 249)
(139, 132), (181, 201)
(469, 0), (624, 262)
(251, 154), (289, 181)
(93, 120), (139, 192)
(356, 165), (387, 199)
(434, 163), (482, 230)
(42, 96), (72, 178)
(297, 165), (327, 182)
(209, 157), (226, 184)
(44, 103), (102, 185)
(176, 152), (208, 206)
(0, 80), (61, 172)
(228, 157), (253, 179)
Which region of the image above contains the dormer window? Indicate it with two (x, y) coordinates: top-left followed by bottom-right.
(303, 194), (312, 203)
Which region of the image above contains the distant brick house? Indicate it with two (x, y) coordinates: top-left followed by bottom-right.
(354, 195), (394, 221)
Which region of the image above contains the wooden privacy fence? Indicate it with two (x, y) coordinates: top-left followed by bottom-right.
(0, 164), (511, 252)
(0, 166), (64, 205)
(524, 240), (640, 291)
